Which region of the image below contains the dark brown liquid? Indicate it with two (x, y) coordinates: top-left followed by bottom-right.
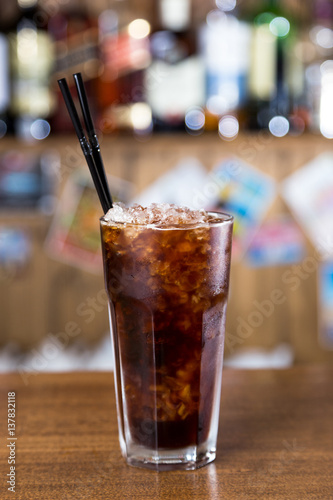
(101, 220), (232, 450)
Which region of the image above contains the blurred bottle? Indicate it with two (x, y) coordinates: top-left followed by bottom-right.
(0, 32), (10, 139)
(10, 0), (54, 141)
(146, 0), (205, 132)
(305, 0), (333, 137)
(96, 8), (120, 115)
(97, 0), (152, 135)
(245, 0), (294, 133)
(199, 5), (251, 134)
(284, 8), (308, 135)
(48, 4), (100, 133)
(285, 36), (308, 136)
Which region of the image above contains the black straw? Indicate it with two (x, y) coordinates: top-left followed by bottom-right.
(57, 78), (112, 214)
(73, 73), (113, 208)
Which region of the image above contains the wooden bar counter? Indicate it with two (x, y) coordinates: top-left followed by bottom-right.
(0, 367), (332, 499)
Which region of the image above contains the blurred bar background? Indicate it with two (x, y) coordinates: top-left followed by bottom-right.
(1, 0), (333, 372)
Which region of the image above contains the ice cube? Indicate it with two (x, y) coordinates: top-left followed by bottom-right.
(104, 202), (214, 227)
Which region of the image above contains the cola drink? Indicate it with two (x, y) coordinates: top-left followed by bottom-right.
(100, 204), (233, 470)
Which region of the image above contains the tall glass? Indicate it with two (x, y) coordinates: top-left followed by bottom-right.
(100, 212), (233, 470)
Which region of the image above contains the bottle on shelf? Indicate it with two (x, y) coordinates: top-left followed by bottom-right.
(96, 0), (152, 135)
(48, 3), (100, 133)
(199, 4), (251, 135)
(0, 32), (10, 139)
(305, 0), (333, 137)
(9, 0), (54, 141)
(285, 34), (307, 135)
(244, 0), (295, 134)
(146, 0), (205, 132)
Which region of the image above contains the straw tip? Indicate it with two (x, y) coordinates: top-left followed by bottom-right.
(57, 78), (67, 87)
(73, 72), (83, 81)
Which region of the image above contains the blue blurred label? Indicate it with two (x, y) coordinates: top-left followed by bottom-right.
(246, 217), (306, 267)
(210, 157), (277, 260)
(0, 228), (31, 267)
(319, 262), (333, 349)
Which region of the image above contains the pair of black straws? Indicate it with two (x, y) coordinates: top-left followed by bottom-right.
(58, 74), (113, 214)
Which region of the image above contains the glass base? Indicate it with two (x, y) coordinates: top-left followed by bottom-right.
(125, 445), (216, 471)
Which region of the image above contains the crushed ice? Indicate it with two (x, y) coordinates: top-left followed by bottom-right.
(104, 202), (211, 226)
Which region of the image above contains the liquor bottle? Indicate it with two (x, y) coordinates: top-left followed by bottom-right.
(48, 4), (100, 133)
(285, 30), (307, 135)
(97, 0), (152, 134)
(305, 0), (333, 136)
(199, 7), (251, 132)
(10, 0), (54, 140)
(146, 0), (205, 131)
(0, 33), (10, 138)
(244, 0), (294, 131)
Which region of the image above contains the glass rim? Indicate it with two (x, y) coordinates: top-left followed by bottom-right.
(100, 210), (234, 229)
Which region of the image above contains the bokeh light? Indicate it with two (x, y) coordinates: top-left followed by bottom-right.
(128, 19), (150, 39)
(215, 0), (237, 12)
(310, 26), (333, 49)
(268, 116), (289, 137)
(269, 17), (290, 38)
(30, 119), (51, 140)
(130, 103), (153, 134)
(218, 115), (239, 140)
(206, 9), (226, 28)
(316, 27), (333, 49)
(185, 107), (205, 134)
(320, 60), (333, 139)
(18, 0), (37, 6)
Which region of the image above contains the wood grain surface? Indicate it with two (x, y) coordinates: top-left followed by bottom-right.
(0, 367), (332, 500)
